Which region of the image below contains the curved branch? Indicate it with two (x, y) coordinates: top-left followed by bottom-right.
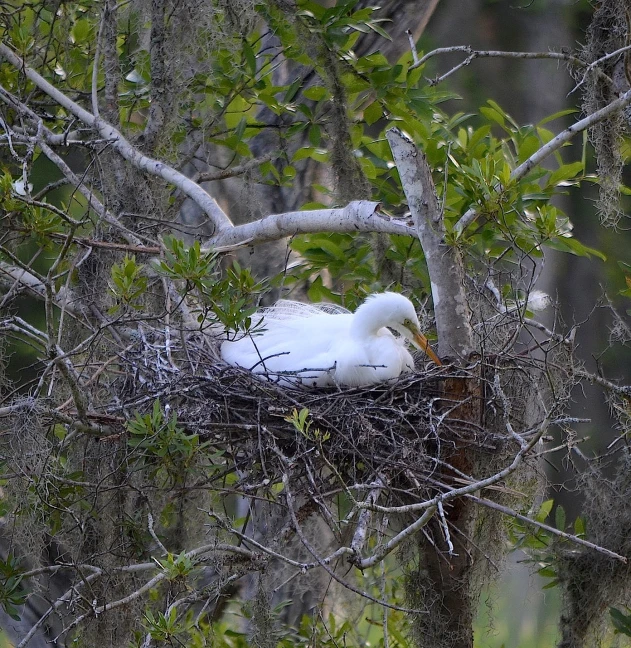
(0, 261), (84, 318)
(205, 201), (415, 249)
(386, 128), (475, 360)
(0, 42), (232, 232)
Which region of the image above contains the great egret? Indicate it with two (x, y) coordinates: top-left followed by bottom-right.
(221, 292), (441, 388)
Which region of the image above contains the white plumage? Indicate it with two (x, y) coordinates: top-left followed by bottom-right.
(221, 292), (441, 388)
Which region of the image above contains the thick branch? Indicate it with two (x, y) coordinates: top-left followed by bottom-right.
(386, 128), (475, 360)
(205, 201), (415, 249)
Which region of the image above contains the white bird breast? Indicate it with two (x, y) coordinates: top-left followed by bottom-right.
(221, 301), (415, 388)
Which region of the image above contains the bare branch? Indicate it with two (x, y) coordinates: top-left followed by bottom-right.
(350, 475), (387, 557)
(413, 46), (585, 71)
(413, 47), (588, 87)
(282, 472), (424, 614)
(574, 368), (631, 396)
(386, 128), (475, 360)
(359, 506), (436, 569)
(195, 152), (277, 183)
(205, 201), (414, 249)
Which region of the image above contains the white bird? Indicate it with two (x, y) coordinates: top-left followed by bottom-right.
(221, 292), (441, 388)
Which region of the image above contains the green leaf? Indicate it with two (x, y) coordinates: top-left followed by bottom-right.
(292, 147), (329, 162)
(243, 40), (257, 75)
(284, 77), (302, 103)
(480, 106), (505, 128)
(538, 108), (578, 125)
(363, 101), (382, 126)
(611, 607), (631, 636)
(302, 86), (329, 101)
(547, 161), (584, 187)
(366, 21), (391, 40)
(517, 135), (542, 163)
(71, 18), (92, 44)
(308, 124), (321, 146)
(555, 505), (566, 532)
(536, 499), (554, 523)
(546, 236), (607, 261)
(574, 516), (586, 538)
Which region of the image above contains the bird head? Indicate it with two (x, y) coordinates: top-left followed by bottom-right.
(394, 316), (442, 366)
(362, 292), (442, 366)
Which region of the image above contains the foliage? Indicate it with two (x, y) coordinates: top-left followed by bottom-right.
(610, 607), (631, 637)
(285, 407), (330, 442)
(509, 500), (586, 591)
(0, 555), (27, 622)
(108, 255), (148, 313)
(127, 399), (212, 485)
(157, 237), (265, 332)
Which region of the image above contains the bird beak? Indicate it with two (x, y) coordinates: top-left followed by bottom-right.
(413, 331), (442, 366)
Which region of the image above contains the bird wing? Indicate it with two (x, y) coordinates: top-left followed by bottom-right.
(221, 311), (354, 385)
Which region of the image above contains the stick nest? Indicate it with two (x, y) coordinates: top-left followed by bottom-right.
(111, 327), (518, 498)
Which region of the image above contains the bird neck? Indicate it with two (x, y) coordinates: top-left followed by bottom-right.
(351, 299), (387, 339)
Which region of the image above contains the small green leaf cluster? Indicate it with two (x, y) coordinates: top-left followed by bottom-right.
(509, 499), (586, 590)
(127, 400), (210, 485)
(0, 555), (27, 621)
(158, 237), (217, 287)
(0, 172), (63, 248)
(285, 407), (330, 443)
(158, 551), (196, 580)
(108, 255), (148, 314)
(142, 607), (192, 643)
(157, 237), (265, 332)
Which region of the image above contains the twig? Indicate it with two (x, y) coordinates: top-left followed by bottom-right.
(16, 571), (103, 648)
(195, 152), (277, 183)
(570, 43), (631, 94)
(350, 475), (387, 557)
(467, 494), (627, 563)
(412, 45), (585, 72)
(406, 29), (420, 66)
(437, 499), (456, 556)
(281, 471), (425, 614)
(574, 368), (631, 396)
(357, 417), (549, 516)
(148, 512), (168, 556)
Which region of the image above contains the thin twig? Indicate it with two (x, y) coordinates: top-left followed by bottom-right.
(467, 494), (627, 563)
